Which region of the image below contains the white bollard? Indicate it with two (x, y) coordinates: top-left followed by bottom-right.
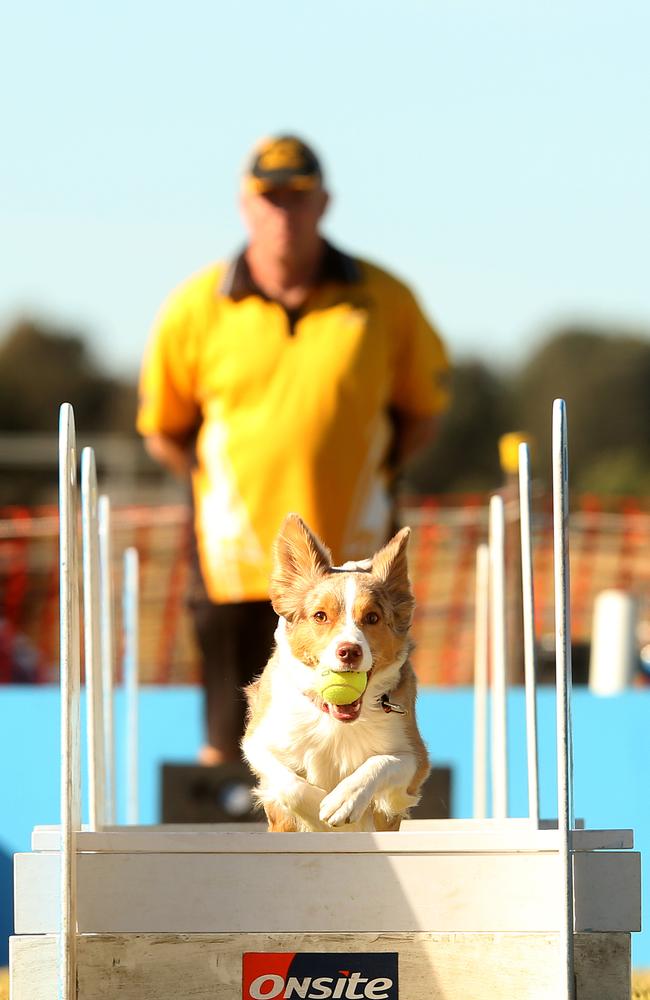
(589, 589), (638, 696)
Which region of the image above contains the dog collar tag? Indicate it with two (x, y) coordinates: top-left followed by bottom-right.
(380, 694), (406, 715)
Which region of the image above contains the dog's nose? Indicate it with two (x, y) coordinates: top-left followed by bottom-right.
(336, 642), (362, 664)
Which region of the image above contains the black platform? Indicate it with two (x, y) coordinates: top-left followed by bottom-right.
(161, 762), (452, 824)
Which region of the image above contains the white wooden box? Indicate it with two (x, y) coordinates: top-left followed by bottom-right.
(11, 822), (640, 999)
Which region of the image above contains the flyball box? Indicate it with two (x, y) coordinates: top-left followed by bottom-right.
(11, 821), (639, 999)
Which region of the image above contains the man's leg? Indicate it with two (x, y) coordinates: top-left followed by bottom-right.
(190, 599), (277, 764)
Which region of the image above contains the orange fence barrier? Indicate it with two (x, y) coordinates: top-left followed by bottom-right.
(1, 497), (649, 686)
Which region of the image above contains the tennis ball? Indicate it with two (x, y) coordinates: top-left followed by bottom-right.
(316, 669), (368, 705)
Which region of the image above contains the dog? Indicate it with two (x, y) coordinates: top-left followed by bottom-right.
(242, 513), (430, 832)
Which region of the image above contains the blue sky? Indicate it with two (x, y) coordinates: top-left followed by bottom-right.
(2, 0), (649, 377)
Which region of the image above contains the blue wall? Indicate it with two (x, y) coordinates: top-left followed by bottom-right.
(1, 686), (648, 965)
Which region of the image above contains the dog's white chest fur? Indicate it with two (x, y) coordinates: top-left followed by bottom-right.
(259, 639), (408, 793)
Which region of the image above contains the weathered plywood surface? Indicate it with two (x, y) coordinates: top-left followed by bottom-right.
(14, 849), (640, 935)
(10, 931), (631, 1000)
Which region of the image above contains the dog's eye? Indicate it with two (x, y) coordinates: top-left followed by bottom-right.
(364, 611), (380, 625)
(313, 611), (328, 623)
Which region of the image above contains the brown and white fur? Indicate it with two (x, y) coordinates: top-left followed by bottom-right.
(242, 514), (430, 832)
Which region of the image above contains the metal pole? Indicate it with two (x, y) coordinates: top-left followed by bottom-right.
(489, 494), (508, 819)
(98, 494), (116, 825)
(58, 403), (80, 1000)
(473, 543), (489, 819)
(518, 443), (540, 826)
(81, 448), (106, 830)
(123, 546), (140, 825)
(552, 399), (575, 999)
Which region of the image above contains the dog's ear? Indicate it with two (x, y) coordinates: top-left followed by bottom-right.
(372, 527), (414, 632)
(270, 514), (332, 619)
(372, 526), (411, 585)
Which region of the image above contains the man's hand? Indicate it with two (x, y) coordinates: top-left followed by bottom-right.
(392, 413), (439, 470)
(144, 433), (194, 479)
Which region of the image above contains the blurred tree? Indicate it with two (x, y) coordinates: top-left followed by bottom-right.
(401, 360), (514, 494)
(512, 326), (650, 493)
(2, 317), (649, 501)
(577, 448), (650, 495)
(0, 318), (137, 434)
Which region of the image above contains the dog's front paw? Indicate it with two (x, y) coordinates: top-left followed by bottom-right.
(272, 779), (329, 830)
(320, 779), (372, 827)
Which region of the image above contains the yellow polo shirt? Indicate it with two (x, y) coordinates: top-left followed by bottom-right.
(137, 245), (449, 603)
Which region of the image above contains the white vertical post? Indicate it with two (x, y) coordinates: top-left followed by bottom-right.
(81, 447), (106, 830)
(552, 398), (575, 999)
(518, 443), (540, 826)
(489, 494), (508, 819)
(123, 546), (140, 825)
(589, 589), (638, 695)
(98, 494), (116, 825)
(58, 403), (81, 1000)
(473, 543), (490, 819)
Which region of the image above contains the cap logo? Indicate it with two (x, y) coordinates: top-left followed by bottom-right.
(258, 139), (307, 172)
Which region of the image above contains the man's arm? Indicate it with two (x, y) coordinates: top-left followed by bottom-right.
(388, 280), (450, 471)
(144, 432), (194, 479)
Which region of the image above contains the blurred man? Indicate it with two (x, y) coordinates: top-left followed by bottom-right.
(137, 134), (450, 764)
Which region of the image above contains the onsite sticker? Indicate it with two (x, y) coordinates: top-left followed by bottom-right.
(242, 952), (398, 999)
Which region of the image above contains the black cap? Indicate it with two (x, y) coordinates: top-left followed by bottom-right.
(243, 135), (323, 193)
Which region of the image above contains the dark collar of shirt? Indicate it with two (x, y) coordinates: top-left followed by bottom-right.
(218, 241), (362, 301)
